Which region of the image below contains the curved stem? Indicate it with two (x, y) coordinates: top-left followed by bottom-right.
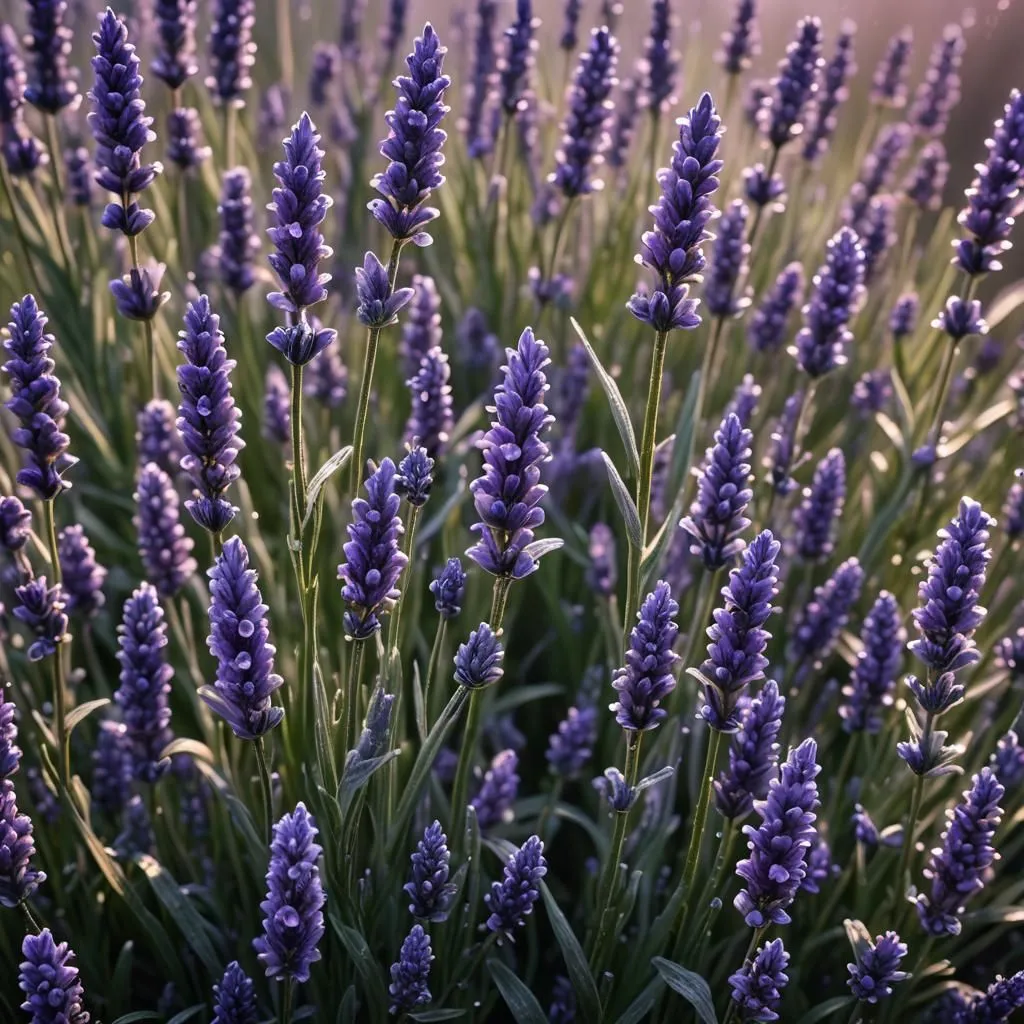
(890, 709), (933, 920)
(343, 639), (367, 757)
(290, 363), (308, 525)
(448, 687), (483, 844)
(20, 900), (43, 935)
(43, 498), (70, 792)
(0, 161), (47, 299)
(254, 737), (274, 845)
(422, 618), (447, 732)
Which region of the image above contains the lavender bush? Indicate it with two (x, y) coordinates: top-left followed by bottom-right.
(0, 4), (1023, 1022)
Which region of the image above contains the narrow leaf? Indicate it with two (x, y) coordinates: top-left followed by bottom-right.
(614, 978), (664, 1024)
(303, 446), (353, 530)
(795, 996), (857, 1024)
(985, 278), (1024, 330)
(651, 958), (717, 1024)
(110, 1014), (160, 1024)
(409, 1011), (467, 1021)
(541, 882), (601, 1023)
(601, 452), (643, 549)
(487, 959), (549, 1024)
(158, 738), (216, 764)
(330, 913), (389, 1021)
(64, 698), (110, 736)
(165, 1007), (205, 1024)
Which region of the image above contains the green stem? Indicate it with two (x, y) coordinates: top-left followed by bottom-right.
(422, 617), (447, 732)
(44, 115), (76, 280)
(681, 818), (737, 962)
(281, 977), (293, 1024)
(589, 730), (643, 971)
(20, 900), (43, 935)
(275, 0), (294, 93)
(43, 498), (70, 792)
(388, 505), (420, 658)
(746, 147), (780, 250)
(254, 737), (274, 845)
(890, 710), (933, 919)
(449, 687), (483, 844)
(343, 639), (367, 757)
(290, 363), (308, 525)
(125, 219), (159, 400)
(350, 238), (404, 493)
(176, 168), (191, 271)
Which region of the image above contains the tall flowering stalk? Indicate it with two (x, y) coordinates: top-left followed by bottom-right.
(350, 23), (450, 493)
(623, 91), (723, 637)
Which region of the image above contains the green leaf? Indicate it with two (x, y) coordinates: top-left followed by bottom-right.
(651, 958), (717, 1024)
(338, 986), (359, 1024)
(487, 958), (549, 1024)
(570, 317), (640, 477)
(64, 697), (110, 736)
(303, 445), (353, 531)
(409, 1011), (467, 1021)
(844, 918), (873, 964)
(601, 452), (643, 549)
(133, 854), (222, 977)
(985, 278), (1024, 330)
(110, 1014), (160, 1024)
(614, 978), (664, 1024)
(330, 913), (389, 1022)
(795, 996), (856, 1024)
(158, 738), (216, 764)
(165, 1007), (205, 1024)
(541, 882), (601, 1023)
(492, 682), (564, 714)
(339, 750), (400, 815)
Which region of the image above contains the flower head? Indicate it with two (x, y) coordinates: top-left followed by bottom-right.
(848, 931), (909, 1003)
(263, 364), (290, 446)
(136, 399), (183, 476)
(400, 275), (442, 377)
(405, 347), (453, 458)
(498, 1), (537, 116)
(388, 925), (433, 1015)
(212, 961), (257, 1024)
(789, 558), (864, 667)
(0, 689), (21, 781)
(909, 24), (965, 137)
(13, 576), (69, 661)
(453, 623), (504, 689)
(472, 749), (520, 830)
(748, 263), (804, 353)
(396, 445), (434, 508)
(430, 558), (467, 619)
(872, 27), (913, 108)
(218, 168), (260, 294)
(793, 449), (846, 563)
(135, 463), (196, 599)
(18, 928), (87, 1023)
(485, 834), (546, 939)
(355, 251), (415, 328)
(152, 0), (198, 90)
(705, 199), (751, 318)
(728, 937), (790, 1022)
(547, 703), (598, 779)
(718, 0), (760, 75)
(207, 0), (255, 107)
(0, 781), (45, 907)
(91, 720), (131, 818)
(404, 820), (456, 923)
(802, 23), (856, 163)
(760, 17), (823, 149)
(840, 591), (904, 734)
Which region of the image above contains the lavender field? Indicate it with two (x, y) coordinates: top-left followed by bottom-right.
(1, 0), (1024, 1021)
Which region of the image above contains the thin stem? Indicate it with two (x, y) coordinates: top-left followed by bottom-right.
(350, 238), (404, 493)
(43, 498), (70, 792)
(922, 337), (959, 454)
(538, 776), (564, 845)
(720, 927), (766, 1024)
(449, 687), (483, 845)
(0, 161), (47, 298)
(254, 737), (274, 845)
(422, 618), (447, 731)
(746, 147), (780, 250)
(387, 505), (420, 658)
(890, 709), (933, 919)
(224, 105), (237, 171)
(281, 977), (293, 1024)
(343, 639), (367, 758)
(290, 363), (308, 525)
(44, 116), (75, 279)
(144, 318), (158, 400)
(176, 168), (191, 271)
(20, 900), (43, 935)
(679, 817), (736, 962)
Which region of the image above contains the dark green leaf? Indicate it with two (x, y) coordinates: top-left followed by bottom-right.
(601, 452), (643, 549)
(330, 912), (389, 1021)
(651, 958), (717, 1024)
(110, 1014), (160, 1024)
(64, 697), (110, 736)
(541, 881), (601, 1023)
(409, 1011), (467, 1021)
(165, 1007), (205, 1024)
(795, 996), (856, 1024)
(614, 978), (663, 1024)
(487, 958), (549, 1024)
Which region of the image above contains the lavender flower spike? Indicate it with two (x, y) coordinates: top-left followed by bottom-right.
(747, 263), (804, 353)
(839, 591), (904, 734)
(396, 445), (434, 508)
(339, 458), (408, 640)
(643, 0), (676, 113)
(152, 0), (198, 91)
(847, 931), (909, 1003)
(405, 347), (453, 459)
(201, 536), (284, 741)
(253, 802), (326, 982)
(0, 780), (45, 906)
(404, 820), (456, 923)
(793, 448), (846, 563)
(18, 929), (87, 1021)
(23, 0), (79, 114)
(610, 582), (680, 732)
(467, 327), (557, 580)
(400, 275), (442, 377)
(0, 689), (22, 780)
(263, 364), (290, 446)
(792, 227), (866, 379)
(135, 464), (195, 599)
(718, 0), (760, 76)
(872, 27), (913, 109)
(430, 558), (467, 619)
(218, 168), (260, 295)
(547, 704), (598, 779)
(628, 93), (724, 333)
(3, 295), (76, 500)
(370, 23), (451, 247)
(207, 0), (255, 107)
(734, 738), (820, 928)
(212, 961), (257, 1024)
(788, 558), (864, 667)
(461, 0), (498, 159)
(115, 583), (174, 783)
(58, 525), (106, 619)
(498, 1), (537, 117)
(955, 971), (1024, 1022)
(88, 8), (162, 238)
(728, 937), (790, 1022)
(552, 27), (619, 199)
(909, 24), (965, 138)
(137, 399), (183, 476)
(915, 767), (1003, 936)
(14, 576), (69, 661)
(389, 925), (433, 1015)
(704, 199), (751, 319)
(266, 114), (336, 366)
(680, 413), (754, 571)
(697, 530), (780, 732)
(176, 295), (245, 534)
(453, 623), (504, 689)
(715, 680), (786, 821)
(760, 17), (823, 150)
(472, 749), (520, 829)
(802, 23), (856, 164)
(485, 834), (547, 940)
(954, 90), (1024, 277)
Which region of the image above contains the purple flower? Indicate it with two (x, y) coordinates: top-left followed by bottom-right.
(715, 679), (786, 821)
(3, 295), (76, 500)
(114, 792), (154, 857)
(400, 275), (442, 378)
(472, 749), (519, 830)
(202, 536), (284, 741)
(744, 79), (770, 127)
(742, 163), (785, 209)
(396, 445), (434, 508)
(217, 168), (259, 294)
(253, 802), (326, 982)
(909, 24), (965, 137)
(905, 140), (949, 211)
(380, 0), (409, 69)
(404, 820), (456, 923)
(388, 924), (433, 1014)
(852, 370), (893, 417)
(848, 931), (909, 1003)
(22, 0), (79, 114)
(91, 720), (131, 818)
(0, 495), (31, 555)
(997, 627), (1024, 680)
(642, 0), (676, 113)
(789, 558), (865, 667)
(734, 738), (820, 928)
(728, 375), (762, 429)
(308, 43), (341, 107)
(793, 448), (846, 563)
(263, 364), (290, 446)
(955, 90), (1024, 276)
(607, 75), (639, 171)
(718, 0), (759, 75)
(497, 0), (537, 116)
(461, 0), (498, 159)
(552, 27), (618, 198)
(115, 583), (173, 782)
(18, 928), (87, 1022)
(610, 581), (679, 732)
(266, 114), (337, 365)
(955, 971), (1024, 1022)
(991, 731), (1024, 788)
(728, 937), (789, 1022)
(13, 576), (69, 661)
(872, 27), (913, 108)
(547, 704), (598, 779)
(766, 390), (804, 496)
(760, 17), (822, 149)
(207, 0), (254, 107)
(0, 780), (45, 907)
(915, 767), (1003, 936)
(0, 26), (30, 131)
(0, 689), (21, 781)
(88, 8), (161, 237)
(110, 261), (169, 322)
(166, 107), (210, 170)
(370, 23), (451, 247)
(586, 523), (617, 598)
(485, 834), (546, 939)
(453, 623), (504, 689)
(844, 122), (911, 231)
(549, 975), (577, 1023)
(698, 530), (780, 731)
(793, 227), (865, 378)
(935, 297), (987, 341)
(801, 834), (834, 893)
(467, 327), (556, 580)
(304, 344), (347, 409)
(405, 347), (453, 458)
(136, 399), (183, 477)
(58, 525), (106, 618)
(840, 591), (904, 734)
(559, 0), (582, 51)
(860, 196), (897, 284)
(627, 93), (723, 333)
(890, 292), (919, 338)
(430, 558), (466, 619)
(747, 263), (804, 353)
(339, 0), (367, 55)
(802, 22), (856, 164)
(681, 413), (753, 570)
(176, 295), (245, 534)
(339, 458), (408, 640)
(705, 199), (751, 318)
(212, 961), (257, 1024)
(152, 0), (198, 91)
(355, 251), (415, 328)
